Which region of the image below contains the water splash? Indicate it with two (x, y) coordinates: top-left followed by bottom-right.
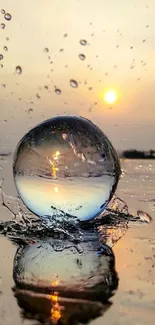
(0, 171), (130, 247)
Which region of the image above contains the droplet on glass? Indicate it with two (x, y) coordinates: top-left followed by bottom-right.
(1, 9), (5, 14)
(44, 85), (48, 90)
(70, 79), (78, 88)
(64, 33), (68, 37)
(60, 48), (64, 52)
(1, 84), (6, 88)
(79, 54), (86, 60)
(44, 47), (49, 53)
(4, 13), (12, 21)
(16, 66), (22, 74)
(13, 115), (121, 222)
(0, 54), (4, 60)
(6, 37), (9, 41)
(80, 39), (87, 46)
(0, 23), (5, 29)
(55, 88), (61, 95)
(4, 119), (7, 123)
(0, 64), (3, 68)
(3, 46), (8, 51)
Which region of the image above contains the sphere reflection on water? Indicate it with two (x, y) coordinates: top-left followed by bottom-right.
(13, 236), (118, 325)
(13, 115), (121, 222)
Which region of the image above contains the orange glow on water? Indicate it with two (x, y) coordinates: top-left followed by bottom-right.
(49, 279), (62, 324)
(49, 291), (61, 324)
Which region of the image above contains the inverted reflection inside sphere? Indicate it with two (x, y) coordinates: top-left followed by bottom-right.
(13, 116), (121, 221)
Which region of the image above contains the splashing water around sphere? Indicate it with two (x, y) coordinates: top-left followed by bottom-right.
(13, 116), (121, 222)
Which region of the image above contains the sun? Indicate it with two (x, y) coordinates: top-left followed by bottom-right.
(104, 90), (117, 104)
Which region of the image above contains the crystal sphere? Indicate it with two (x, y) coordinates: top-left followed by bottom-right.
(13, 116), (121, 221)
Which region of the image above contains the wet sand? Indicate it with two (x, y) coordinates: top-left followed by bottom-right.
(0, 157), (155, 325)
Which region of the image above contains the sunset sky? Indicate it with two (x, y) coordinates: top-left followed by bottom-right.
(0, 0), (155, 152)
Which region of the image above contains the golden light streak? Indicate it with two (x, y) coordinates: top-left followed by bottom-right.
(49, 291), (61, 324)
(49, 279), (62, 324)
(48, 151), (60, 178)
(53, 151), (60, 160)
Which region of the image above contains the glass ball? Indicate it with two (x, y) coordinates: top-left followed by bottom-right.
(13, 116), (121, 221)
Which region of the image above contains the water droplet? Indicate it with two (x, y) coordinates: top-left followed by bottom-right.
(55, 88), (61, 95)
(6, 37), (9, 41)
(70, 79), (78, 88)
(88, 87), (93, 91)
(0, 23), (5, 29)
(0, 64), (3, 68)
(28, 108), (33, 113)
(0, 54), (4, 60)
(1, 84), (6, 88)
(79, 54), (86, 60)
(1, 9), (5, 14)
(36, 93), (40, 99)
(4, 119), (7, 123)
(64, 33), (68, 37)
(15, 66), (22, 74)
(3, 46), (8, 51)
(44, 85), (48, 90)
(44, 47), (49, 53)
(4, 13), (12, 21)
(137, 210), (152, 223)
(60, 48), (64, 52)
(13, 115), (121, 222)
(80, 39), (87, 46)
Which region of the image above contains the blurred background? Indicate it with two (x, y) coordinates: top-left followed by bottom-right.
(0, 0), (155, 153)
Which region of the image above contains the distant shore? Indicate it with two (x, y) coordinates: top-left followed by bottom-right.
(120, 150), (155, 159)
